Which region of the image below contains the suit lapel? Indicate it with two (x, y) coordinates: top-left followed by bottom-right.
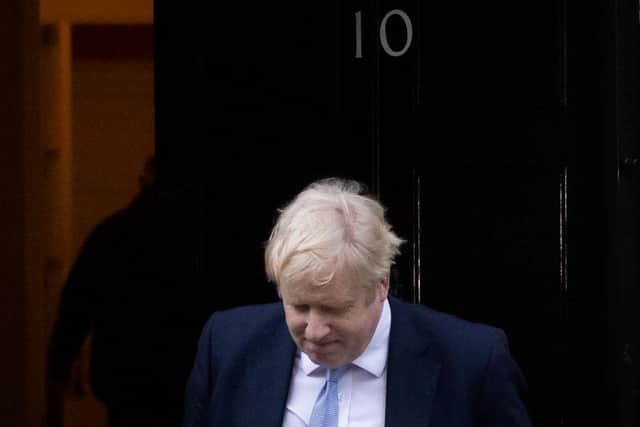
(233, 300), (441, 427)
(385, 298), (441, 427)
(241, 306), (297, 427)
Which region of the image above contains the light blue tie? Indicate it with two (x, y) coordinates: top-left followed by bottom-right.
(308, 367), (347, 427)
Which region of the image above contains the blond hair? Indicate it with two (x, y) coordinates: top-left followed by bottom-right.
(265, 178), (403, 294)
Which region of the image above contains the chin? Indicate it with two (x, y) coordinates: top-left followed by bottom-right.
(306, 351), (338, 367)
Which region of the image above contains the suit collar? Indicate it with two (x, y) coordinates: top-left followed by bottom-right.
(385, 297), (441, 427)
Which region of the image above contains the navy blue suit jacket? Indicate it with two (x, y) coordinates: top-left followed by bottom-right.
(183, 297), (532, 427)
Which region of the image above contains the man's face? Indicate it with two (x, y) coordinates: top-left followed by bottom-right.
(280, 271), (388, 368)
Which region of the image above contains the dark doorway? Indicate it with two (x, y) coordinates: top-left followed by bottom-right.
(155, 1), (639, 425)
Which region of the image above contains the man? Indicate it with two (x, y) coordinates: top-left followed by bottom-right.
(183, 178), (532, 426)
(48, 156), (206, 427)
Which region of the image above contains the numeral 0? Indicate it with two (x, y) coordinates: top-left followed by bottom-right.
(355, 9), (414, 58)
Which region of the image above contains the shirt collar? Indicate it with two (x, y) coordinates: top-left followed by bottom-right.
(300, 298), (391, 378)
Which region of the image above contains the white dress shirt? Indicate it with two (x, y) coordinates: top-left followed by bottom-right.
(282, 299), (391, 427)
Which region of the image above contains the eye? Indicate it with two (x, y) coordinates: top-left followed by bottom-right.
(292, 304), (309, 313)
(321, 304), (350, 315)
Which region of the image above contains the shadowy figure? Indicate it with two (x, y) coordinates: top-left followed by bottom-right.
(48, 156), (206, 427)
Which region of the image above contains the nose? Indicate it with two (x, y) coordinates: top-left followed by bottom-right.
(304, 310), (330, 343)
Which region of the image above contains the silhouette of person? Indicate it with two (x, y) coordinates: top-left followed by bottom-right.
(47, 156), (207, 427)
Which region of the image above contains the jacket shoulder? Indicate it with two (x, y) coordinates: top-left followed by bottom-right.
(390, 298), (507, 359)
(200, 303), (286, 350)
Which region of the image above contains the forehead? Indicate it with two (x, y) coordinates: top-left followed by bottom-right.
(281, 275), (365, 305)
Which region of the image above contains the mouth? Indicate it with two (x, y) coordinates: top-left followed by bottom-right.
(303, 340), (339, 354)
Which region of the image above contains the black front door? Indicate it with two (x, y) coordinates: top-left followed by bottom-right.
(155, 1), (637, 425)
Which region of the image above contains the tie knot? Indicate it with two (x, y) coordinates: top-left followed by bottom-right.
(328, 366), (348, 383)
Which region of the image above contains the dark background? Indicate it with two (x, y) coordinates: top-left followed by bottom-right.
(155, 0), (640, 425)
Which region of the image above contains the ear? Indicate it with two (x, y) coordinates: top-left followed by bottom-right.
(377, 274), (390, 301)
